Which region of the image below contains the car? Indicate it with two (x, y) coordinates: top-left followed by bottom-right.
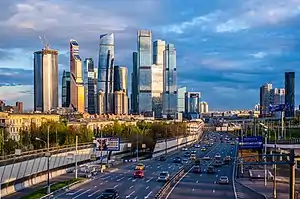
(201, 147), (206, 151)
(184, 152), (190, 157)
(135, 163), (145, 170)
(203, 155), (210, 160)
(190, 154), (196, 160)
(213, 160), (223, 167)
(157, 171), (170, 182)
(134, 170), (144, 178)
(99, 188), (119, 199)
(194, 144), (200, 148)
(223, 156), (231, 164)
(230, 141), (235, 145)
(181, 147), (188, 151)
(191, 150), (197, 154)
(182, 158), (189, 163)
(218, 176), (229, 184)
(192, 165), (201, 173)
(215, 153), (221, 159)
(207, 166), (216, 174)
(173, 157), (182, 163)
(159, 156), (166, 161)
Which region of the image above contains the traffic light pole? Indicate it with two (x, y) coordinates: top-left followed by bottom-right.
(290, 149), (295, 199)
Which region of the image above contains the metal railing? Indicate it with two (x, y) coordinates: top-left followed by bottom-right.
(155, 164), (193, 198)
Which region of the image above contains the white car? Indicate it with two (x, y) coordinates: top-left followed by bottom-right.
(203, 156), (210, 160)
(215, 153), (221, 159)
(218, 176), (229, 184)
(181, 147), (188, 151)
(157, 171), (170, 182)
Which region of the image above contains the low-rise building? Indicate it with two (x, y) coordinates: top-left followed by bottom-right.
(0, 112), (60, 140)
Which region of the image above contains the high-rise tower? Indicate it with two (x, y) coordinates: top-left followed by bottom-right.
(131, 52), (139, 114)
(62, 70), (71, 107)
(70, 39), (85, 113)
(98, 33), (115, 114)
(285, 72), (295, 117)
(83, 58), (96, 114)
(138, 30), (152, 116)
(34, 46), (59, 112)
(162, 43), (177, 118)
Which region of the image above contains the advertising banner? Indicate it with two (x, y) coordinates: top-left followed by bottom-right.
(239, 136), (263, 150)
(94, 137), (120, 151)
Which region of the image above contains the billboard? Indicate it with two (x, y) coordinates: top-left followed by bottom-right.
(239, 136), (263, 150)
(94, 137), (120, 151)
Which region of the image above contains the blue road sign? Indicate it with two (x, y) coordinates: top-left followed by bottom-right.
(239, 136), (263, 150)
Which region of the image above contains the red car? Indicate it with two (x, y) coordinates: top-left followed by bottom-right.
(134, 170), (144, 178)
(192, 166), (201, 173)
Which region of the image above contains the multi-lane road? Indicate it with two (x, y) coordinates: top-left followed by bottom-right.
(166, 135), (238, 199)
(54, 132), (262, 199)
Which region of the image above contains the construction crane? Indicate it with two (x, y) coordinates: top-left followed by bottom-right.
(38, 35), (50, 49)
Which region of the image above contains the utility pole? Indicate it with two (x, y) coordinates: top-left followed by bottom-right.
(136, 129), (139, 162)
(289, 149), (295, 199)
(273, 163), (277, 199)
(264, 129), (268, 187)
(47, 126), (50, 194)
(281, 111), (284, 139)
(75, 136), (78, 179)
(100, 129), (103, 164)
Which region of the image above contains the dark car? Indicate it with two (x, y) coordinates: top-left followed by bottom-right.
(159, 156), (166, 161)
(99, 188), (119, 199)
(173, 157), (182, 163)
(192, 166), (201, 173)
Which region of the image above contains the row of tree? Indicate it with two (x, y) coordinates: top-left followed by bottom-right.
(1, 120), (188, 156)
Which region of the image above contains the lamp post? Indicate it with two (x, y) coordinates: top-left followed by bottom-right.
(264, 128), (268, 187)
(35, 126), (50, 194)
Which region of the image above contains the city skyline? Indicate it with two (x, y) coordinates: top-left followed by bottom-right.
(1, 0), (300, 110)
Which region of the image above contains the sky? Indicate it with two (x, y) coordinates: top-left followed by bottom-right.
(0, 0), (300, 111)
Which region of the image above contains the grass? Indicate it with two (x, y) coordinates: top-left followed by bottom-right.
(20, 178), (83, 199)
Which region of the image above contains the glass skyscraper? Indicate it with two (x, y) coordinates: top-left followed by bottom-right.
(163, 44), (177, 118)
(177, 87), (186, 113)
(98, 33), (115, 114)
(34, 47), (59, 112)
(185, 92), (201, 119)
(114, 66), (128, 94)
(285, 72), (295, 117)
(131, 52), (138, 114)
(83, 58), (96, 114)
(62, 70), (71, 107)
(138, 30), (153, 116)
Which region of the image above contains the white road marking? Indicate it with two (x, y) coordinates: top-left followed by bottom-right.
(213, 189), (215, 193)
(146, 186), (149, 189)
(117, 177), (124, 181)
(192, 188), (195, 191)
(88, 189), (101, 197)
(72, 189), (90, 199)
(114, 184), (119, 188)
(126, 191), (135, 198)
(66, 189), (83, 196)
(132, 179), (137, 182)
(146, 177), (153, 183)
(130, 185), (134, 189)
(128, 177), (132, 180)
(144, 191), (152, 198)
(196, 180), (198, 183)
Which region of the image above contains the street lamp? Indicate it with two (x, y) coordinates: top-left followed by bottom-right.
(35, 126), (50, 194)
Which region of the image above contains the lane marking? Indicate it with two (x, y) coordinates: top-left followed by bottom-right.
(72, 189), (90, 199)
(213, 189), (215, 193)
(146, 186), (149, 189)
(232, 143), (238, 199)
(88, 189), (101, 197)
(114, 184), (119, 188)
(66, 189), (83, 196)
(144, 191), (152, 198)
(130, 185), (134, 189)
(146, 177), (153, 183)
(117, 177), (124, 181)
(126, 191), (135, 198)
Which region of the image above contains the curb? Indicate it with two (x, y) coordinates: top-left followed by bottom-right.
(235, 179), (268, 199)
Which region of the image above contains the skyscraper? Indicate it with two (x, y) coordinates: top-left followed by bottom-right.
(98, 33), (115, 114)
(83, 58), (96, 114)
(200, 102), (209, 113)
(70, 39), (85, 113)
(114, 66), (128, 94)
(177, 87), (186, 113)
(152, 40), (165, 118)
(138, 30), (152, 116)
(185, 92), (201, 119)
(62, 70), (71, 107)
(285, 72), (295, 117)
(259, 83), (272, 116)
(131, 52), (138, 114)
(162, 43), (177, 118)
(34, 46), (59, 112)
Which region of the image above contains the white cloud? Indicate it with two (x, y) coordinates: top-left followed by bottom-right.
(162, 0), (300, 34)
(199, 58), (240, 70)
(250, 52), (267, 59)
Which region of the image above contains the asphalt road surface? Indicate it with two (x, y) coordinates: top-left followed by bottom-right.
(55, 133), (214, 199)
(166, 133), (239, 199)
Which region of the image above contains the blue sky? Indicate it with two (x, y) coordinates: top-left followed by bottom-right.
(0, 0), (300, 110)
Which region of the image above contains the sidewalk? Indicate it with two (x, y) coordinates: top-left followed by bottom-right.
(237, 178), (289, 199)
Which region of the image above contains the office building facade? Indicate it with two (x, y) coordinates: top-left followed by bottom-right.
(113, 90), (128, 115)
(70, 39), (85, 113)
(185, 92), (201, 119)
(162, 44), (177, 118)
(177, 87), (186, 113)
(285, 72), (295, 117)
(83, 58), (96, 114)
(131, 52), (139, 114)
(138, 30), (153, 116)
(34, 47), (59, 112)
(200, 101), (209, 113)
(259, 83), (272, 116)
(114, 66), (128, 94)
(98, 33), (115, 114)
(62, 70), (71, 107)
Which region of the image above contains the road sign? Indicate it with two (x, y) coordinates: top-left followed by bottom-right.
(239, 136), (263, 150)
(94, 137), (120, 151)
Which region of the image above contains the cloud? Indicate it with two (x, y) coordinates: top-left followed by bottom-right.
(250, 52), (268, 59)
(0, 85), (33, 107)
(0, 67), (32, 85)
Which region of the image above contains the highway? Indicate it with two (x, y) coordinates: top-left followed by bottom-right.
(55, 134), (212, 199)
(166, 133), (239, 199)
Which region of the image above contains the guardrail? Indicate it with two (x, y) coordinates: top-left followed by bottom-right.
(155, 164), (193, 198)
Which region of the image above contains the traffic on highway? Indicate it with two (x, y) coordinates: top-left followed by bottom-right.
(54, 132), (238, 199)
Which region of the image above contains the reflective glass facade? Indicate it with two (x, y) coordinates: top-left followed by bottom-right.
(285, 72), (295, 117)
(163, 44), (177, 117)
(98, 33), (115, 113)
(177, 87), (186, 113)
(83, 58), (96, 114)
(185, 92), (201, 114)
(34, 48), (59, 112)
(62, 70), (71, 107)
(138, 30), (153, 115)
(131, 52), (138, 113)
